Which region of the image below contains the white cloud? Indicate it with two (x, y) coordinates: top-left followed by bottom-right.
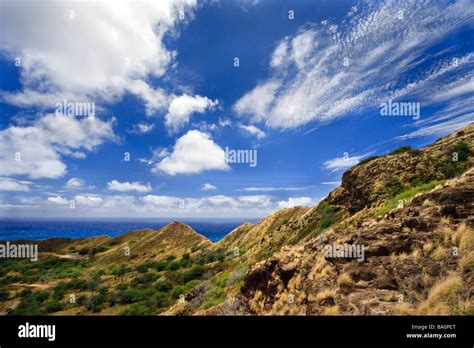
(234, 0), (474, 129)
(398, 96), (474, 139)
(107, 180), (152, 193)
(48, 196), (69, 205)
(0, 177), (30, 192)
(65, 177), (85, 189)
(130, 122), (155, 134)
(397, 113), (473, 140)
(233, 81), (280, 121)
(153, 130), (229, 175)
(0, 113), (115, 179)
(237, 195), (272, 207)
(278, 197), (315, 209)
(141, 194), (272, 210)
(142, 195), (181, 207)
(75, 195), (103, 207)
(165, 94), (218, 132)
(0, 0), (198, 109)
(241, 186), (311, 192)
(323, 155), (364, 172)
(201, 183), (217, 191)
(239, 125), (266, 139)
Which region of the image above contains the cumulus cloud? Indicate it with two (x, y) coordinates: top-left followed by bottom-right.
(141, 195), (181, 207)
(48, 196), (69, 205)
(75, 195), (104, 207)
(278, 197), (315, 209)
(165, 94), (218, 132)
(0, 177), (30, 192)
(201, 183), (217, 191)
(65, 177), (85, 189)
(142, 194), (272, 210)
(234, 0), (474, 129)
(107, 180), (152, 193)
(0, 114), (115, 179)
(153, 130), (229, 175)
(0, 0), (198, 109)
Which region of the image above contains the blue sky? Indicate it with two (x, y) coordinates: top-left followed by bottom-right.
(0, 0), (472, 218)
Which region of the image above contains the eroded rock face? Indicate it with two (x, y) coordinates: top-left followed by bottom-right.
(233, 169), (474, 315)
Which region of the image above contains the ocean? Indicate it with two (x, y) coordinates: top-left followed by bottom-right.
(0, 218), (257, 242)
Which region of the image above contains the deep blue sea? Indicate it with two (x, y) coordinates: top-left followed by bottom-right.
(0, 219), (257, 242)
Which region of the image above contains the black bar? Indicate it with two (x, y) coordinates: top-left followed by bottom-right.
(0, 316), (472, 346)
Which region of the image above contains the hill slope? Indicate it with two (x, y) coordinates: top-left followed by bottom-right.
(0, 124), (472, 316)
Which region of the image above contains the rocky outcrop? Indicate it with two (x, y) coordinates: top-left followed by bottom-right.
(234, 168), (474, 315)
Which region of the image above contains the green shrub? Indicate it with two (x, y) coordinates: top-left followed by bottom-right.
(120, 302), (151, 315)
(171, 285), (186, 299)
(116, 283), (128, 291)
(91, 293), (107, 306)
(0, 289), (9, 301)
(148, 292), (169, 308)
(154, 261), (168, 272)
(166, 261), (181, 271)
(44, 300), (63, 313)
(78, 248), (90, 256)
(132, 272), (159, 286)
(136, 264), (149, 273)
(155, 280), (173, 292)
(180, 265), (204, 284)
(33, 291), (49, 303)
(111, 264), (129, 276)
(454, 141), (470, 161)
(318, 217), (332, 230)
(119, 288), (156, 304)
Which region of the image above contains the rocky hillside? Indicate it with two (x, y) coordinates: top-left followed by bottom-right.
(0, 124), (472, 316)
(180, 124), (474, 315)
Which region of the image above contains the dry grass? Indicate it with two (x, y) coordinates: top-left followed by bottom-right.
(422, 273), (434, 288)
(440, 216), (452, 225)
(394, 302), (414, 315)
(417, 274), (463, 315)
(457, 223), (474, 252)
(337, 273), (353, 287)
(322, 305), (340, 315)
(432, 246), (448, 260)
(315, 289), (337, 302)
(460, 252), (474, 274)
(422, 242), (434, 253)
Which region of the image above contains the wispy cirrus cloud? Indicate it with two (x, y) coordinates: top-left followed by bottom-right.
(234, 0), (474, 129)
(323, 154), (365, 172)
